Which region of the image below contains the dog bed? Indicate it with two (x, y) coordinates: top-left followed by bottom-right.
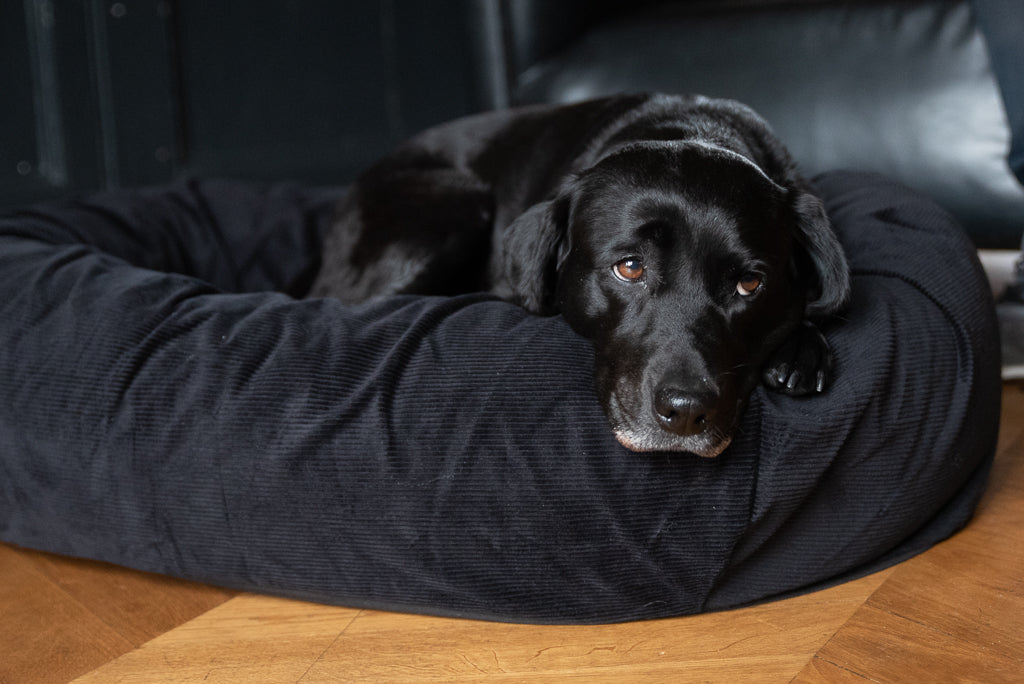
(0, 171), (1001, 624)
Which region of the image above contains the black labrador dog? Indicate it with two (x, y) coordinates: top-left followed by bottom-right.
(311, 93), (850, 457)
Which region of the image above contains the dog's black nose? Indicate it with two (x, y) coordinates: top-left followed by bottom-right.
(653, 385), (718, 437)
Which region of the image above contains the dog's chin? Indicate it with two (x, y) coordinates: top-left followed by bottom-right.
(612, 427), (732, 458)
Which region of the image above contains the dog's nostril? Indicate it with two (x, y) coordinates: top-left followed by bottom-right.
(654, 386), (717, 437)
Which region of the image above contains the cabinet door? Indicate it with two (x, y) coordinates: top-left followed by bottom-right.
(1, 0), (176, 207)
(1, 0), (499, 208)
(174, 0), (492, 184)
(2, 0), (93, 205)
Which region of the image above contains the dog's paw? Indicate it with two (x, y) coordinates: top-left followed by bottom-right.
(762, 321), (834, 396)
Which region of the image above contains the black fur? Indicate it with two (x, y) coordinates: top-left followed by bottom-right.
(311, 94), (850, 457)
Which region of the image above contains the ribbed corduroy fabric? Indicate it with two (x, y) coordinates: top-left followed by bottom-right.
(0, 172), (1001, 624)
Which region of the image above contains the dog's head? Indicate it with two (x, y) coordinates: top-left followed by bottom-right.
(503, 139), (848, 457)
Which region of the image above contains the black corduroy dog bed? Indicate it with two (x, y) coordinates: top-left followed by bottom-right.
(0, 171), (1001, 624)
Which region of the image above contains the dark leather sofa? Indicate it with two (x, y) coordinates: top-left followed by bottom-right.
(486, 0), (1024, 372)
(496, 0), (1023, 250)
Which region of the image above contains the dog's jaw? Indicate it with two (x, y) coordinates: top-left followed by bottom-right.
(613, 426), (733, 458)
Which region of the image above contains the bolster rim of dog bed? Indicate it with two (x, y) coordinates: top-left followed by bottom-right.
(0, 170), (1001, 624)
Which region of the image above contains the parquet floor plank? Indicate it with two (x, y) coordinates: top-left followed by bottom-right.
(865, 531), (1024, 658)
(0, 544), (132, 684)
(806, 604), (1022, 683)
(0, 546), (235, 683)
(25, 547), (237, 647)
(790, 657), (870, 683)
(73, 595), (362, 683)
(73, 569), (892, 683)
(301, 578), (888, 683)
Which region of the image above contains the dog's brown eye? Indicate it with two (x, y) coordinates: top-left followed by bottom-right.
(613, 257), (645, 282)
(736, 275), (762, 296)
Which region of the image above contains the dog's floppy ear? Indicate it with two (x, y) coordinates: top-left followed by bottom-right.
(792, 190), (851, 317)
(498, 194), (572, 313)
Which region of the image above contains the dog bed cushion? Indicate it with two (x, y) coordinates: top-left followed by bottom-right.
(0, 171), (1001, 624)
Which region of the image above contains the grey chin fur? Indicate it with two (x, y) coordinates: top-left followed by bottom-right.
(613, 427), (732, 458)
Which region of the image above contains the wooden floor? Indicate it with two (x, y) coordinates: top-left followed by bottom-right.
(2, 384), (1022, 683)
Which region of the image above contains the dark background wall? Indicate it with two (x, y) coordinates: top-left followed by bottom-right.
(4, 0), (1022, 249)
(1, 0), (508, 208)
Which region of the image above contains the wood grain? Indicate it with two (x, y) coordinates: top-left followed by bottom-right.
(75, 569), (893, 683)
(0, 545), (132, 684)
(73, 594), (363, 683)
(806, 604), (1022, 683)
(0, 547), (234, 683)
